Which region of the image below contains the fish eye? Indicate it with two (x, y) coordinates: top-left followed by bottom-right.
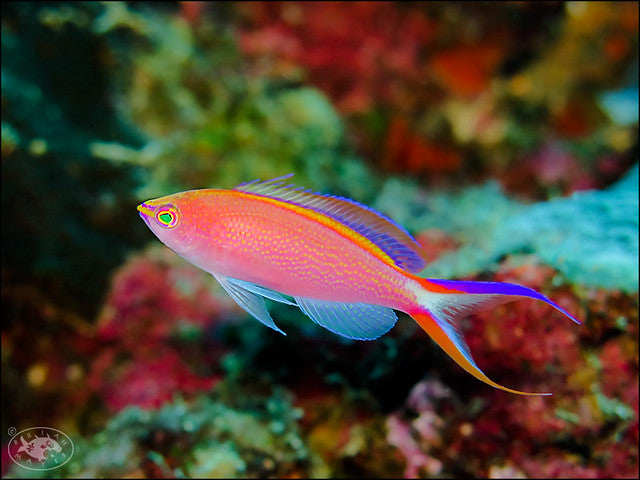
(155, 204), (180, 228)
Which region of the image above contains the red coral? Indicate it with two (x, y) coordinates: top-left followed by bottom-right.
(517, 452), (602, 479)
(594, 417), (639, 478)
(382, 115), (462, 174)
(238, 2), (435, 115)
(443, 259), (638, 477)
(599, 338), (638, 406)
(100, 350), (219, 412)
(466, 262), (582, 378)
(89, 246), (228, 411)
(180, 1), (206, 24)
(96, 247), (224, 349)
(440, 262), (584, 461)
(430, 43), (503, 97)
(551, 98), (598, 139)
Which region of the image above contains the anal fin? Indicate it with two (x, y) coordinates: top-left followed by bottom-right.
(294, 297), (397, 340)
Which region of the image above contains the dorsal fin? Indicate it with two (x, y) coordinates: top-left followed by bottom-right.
(234, 174), (427, 273)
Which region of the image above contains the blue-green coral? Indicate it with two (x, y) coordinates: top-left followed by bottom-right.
(375, 164), (639, 291)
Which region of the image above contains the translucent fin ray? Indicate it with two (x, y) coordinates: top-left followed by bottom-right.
(213, 274), (286, 335)
(223, 276), (296, 306)
(427, 279), (581, 324)
(294, 297), (397, 340)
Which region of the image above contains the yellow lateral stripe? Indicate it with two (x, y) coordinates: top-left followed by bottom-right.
(227, 190), (407, 273)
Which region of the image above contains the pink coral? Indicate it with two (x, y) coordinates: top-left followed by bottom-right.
(386, 379), (451, 477)
(501, 142), (597, 198)
(386, 414), (443, 478)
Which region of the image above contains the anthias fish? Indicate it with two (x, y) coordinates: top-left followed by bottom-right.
(138, 175), (580, 395)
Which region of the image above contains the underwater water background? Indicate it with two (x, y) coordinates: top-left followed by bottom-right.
(1, 2), (638, 478)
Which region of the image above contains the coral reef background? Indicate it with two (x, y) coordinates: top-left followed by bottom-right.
(2, 2), (638, 478)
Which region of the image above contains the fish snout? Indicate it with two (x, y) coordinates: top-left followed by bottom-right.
(137, 202), (155, 216)
(137, 203), (157, 227)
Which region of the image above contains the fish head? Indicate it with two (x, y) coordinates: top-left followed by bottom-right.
(138, 192), (192, 251)
(137, 189), (223, 266)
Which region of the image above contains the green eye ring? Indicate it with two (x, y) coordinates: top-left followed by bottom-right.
(155, 204), (180, 228)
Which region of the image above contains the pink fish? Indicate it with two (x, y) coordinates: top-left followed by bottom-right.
(138, 174), (580, 395)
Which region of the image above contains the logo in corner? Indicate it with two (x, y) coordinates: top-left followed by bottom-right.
(7, 427), (74, 471)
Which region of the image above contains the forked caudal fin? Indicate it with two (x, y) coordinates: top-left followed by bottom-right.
(408, 277), (581, 395)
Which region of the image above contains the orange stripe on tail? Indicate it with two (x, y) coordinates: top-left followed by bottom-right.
(409, 309), (551, 396)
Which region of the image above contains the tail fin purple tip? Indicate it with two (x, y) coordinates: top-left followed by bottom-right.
(428, 279), (581, 325)
(408, 277), (581, 395)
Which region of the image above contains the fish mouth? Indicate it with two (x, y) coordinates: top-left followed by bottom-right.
(137, 202), (156, 225)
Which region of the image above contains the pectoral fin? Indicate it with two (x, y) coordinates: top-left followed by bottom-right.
(213, 274), (288, 335)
